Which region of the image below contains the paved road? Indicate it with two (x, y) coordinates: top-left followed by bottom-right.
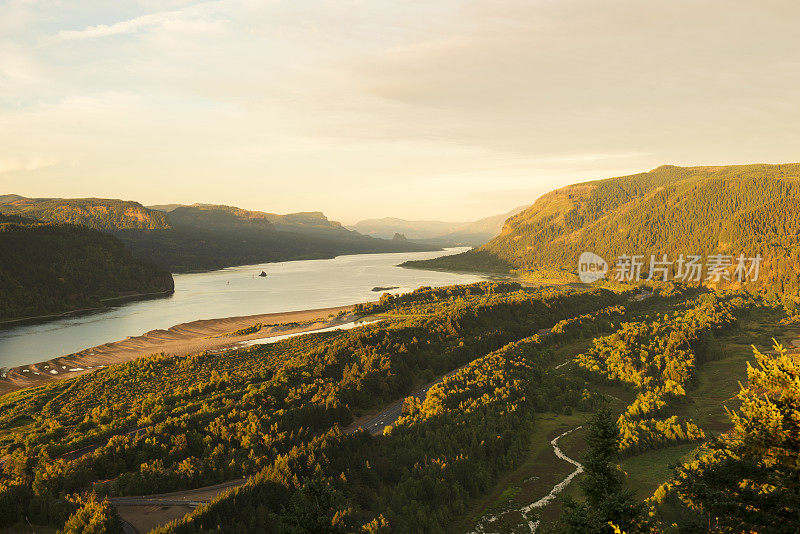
(113, 498), (208, 507)
(110, 479), (247, 507)
(109, 319), (568, 514)
(354, 362), (471, 435)
(120, 520), (139, 534)
(355, 323), (561, 435)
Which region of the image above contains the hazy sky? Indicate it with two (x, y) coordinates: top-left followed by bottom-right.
(2, 1), (799, 224)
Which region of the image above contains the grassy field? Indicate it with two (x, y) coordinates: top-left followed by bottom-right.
(451, 412), (590, 533)
(621, 443), (698, 499)
(568, 306), (792, 508)
(454, 304), (792, 532)
(451, 332), (628, 533)
(0, 525), (57, 534)
(668, 308), (791, 433)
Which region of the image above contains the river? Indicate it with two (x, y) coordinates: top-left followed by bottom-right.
(0, 248), (485, 369)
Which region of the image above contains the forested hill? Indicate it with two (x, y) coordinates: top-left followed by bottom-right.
(0, 195), (170, 230)
(159, 204), (365, 240)
(407, 163), (800, 294)
(121, 203), (437, 272)
(0, 215), (173, 321)
(151, 203), (347, 231)
(0, 197), (438, 272)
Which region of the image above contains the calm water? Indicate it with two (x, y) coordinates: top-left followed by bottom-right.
(0, 248), (484, 368)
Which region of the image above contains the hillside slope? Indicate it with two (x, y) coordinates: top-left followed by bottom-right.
(135, 204), (437, 271)
(0, 215), (173, 321)
(0, 198), (437, 272)
(0, 195), (170, 230)
(407, 164), (800, 293)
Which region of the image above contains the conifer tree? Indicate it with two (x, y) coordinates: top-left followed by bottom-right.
(560, 406), (647, 533)
(673, 342), (800, 533)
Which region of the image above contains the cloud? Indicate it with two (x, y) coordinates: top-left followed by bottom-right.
(0, 157), (58, 174)
(3, 1), (800, 221)
(55, 1), (224, 41)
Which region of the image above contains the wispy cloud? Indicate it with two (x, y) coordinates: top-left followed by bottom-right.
(3, 1), (800, 221)
(55, 2), (224, 41)
(0, 157), (58, 174)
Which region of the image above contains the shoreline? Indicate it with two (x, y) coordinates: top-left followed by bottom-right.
(0, 247), (463, 329)
(0, 289), (175, 328)
(0, 304), (355, 395)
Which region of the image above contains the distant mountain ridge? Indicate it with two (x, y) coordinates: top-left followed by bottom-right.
(349, 205), (529, 247)
(0, 196), (437, 272)
(149, 203), (342, 230)
(407, 163), (800, 293)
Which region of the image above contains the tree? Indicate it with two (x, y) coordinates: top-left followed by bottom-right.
(59, 497), (122, 534)
(560, 406), (648, 533)
(673, 342), (800, 533)
(279, 477), (353, 533)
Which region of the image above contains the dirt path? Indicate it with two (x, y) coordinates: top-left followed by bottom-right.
(113, 324), (561, 531)
(469, 426), (584, 534)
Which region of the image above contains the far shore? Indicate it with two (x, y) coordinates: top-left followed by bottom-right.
(0, 305), (356, 395)
(0, 289), (175, 328)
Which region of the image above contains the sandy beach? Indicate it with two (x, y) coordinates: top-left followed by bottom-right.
(0, 305), (356, 395)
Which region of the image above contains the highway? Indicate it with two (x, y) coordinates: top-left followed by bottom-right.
(107, 297), (660, 531)
(353, 362), (472, 436)
(110, 478), (247, 507)
(114, 320), (562, 516)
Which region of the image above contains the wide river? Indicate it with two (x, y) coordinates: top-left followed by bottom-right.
(0, 248), (486, 369)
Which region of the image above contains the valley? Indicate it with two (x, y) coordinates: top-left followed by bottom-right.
(0, 197), (438, 274)
(3, 167), (800, 534)
(4, 4), (799, 532)
(3, 274), (794, 533)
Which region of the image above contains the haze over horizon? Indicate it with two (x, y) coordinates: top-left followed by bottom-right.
(2, 0), (800, 224)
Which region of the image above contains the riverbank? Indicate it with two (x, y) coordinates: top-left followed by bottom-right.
(0, 247), (483, 368)
(0, 289), (175, 328)
(0, 305), (355, 395)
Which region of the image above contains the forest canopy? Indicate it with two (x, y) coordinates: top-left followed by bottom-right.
(0, 215), (173, 321)
(0, 196), (437, 272)
(408, 163), (800, 295)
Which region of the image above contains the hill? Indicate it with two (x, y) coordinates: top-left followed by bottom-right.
(0, 215), (173, 321)
(349, 205), (528, 247)
(0, 281), (790, 533)
(127, 203), (438, 272)
(0, 197), (438, 272)
(0, 195), (170, 230)
(406, 164), (800, 295)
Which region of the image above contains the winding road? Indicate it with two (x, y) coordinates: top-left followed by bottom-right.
(108, 319), (576, 532)
(351, 361), (472, 435)
(107, 304), (627, 532)
(109, 363), (479, 531)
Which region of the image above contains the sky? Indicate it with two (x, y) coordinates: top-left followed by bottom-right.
(1, 1), (799, 224)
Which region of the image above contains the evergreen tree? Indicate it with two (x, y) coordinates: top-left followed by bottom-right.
(673, 342), (800, 533)
(279, 477), (352, 534)
(560, 406), (648, 533)
(58, 497), (122, 534)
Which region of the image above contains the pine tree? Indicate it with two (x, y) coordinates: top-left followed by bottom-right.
(59, 497), (122, 534)
(279, 477), (352, 533)
(673, 342), (800, 533)
(560, 406), (648, 533)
